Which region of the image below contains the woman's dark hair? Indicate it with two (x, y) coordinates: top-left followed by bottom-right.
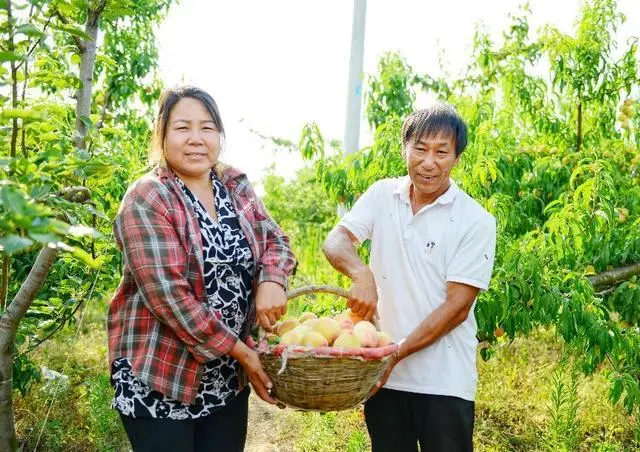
(150, 86), (225, 165)
(401, 103), (468, 156)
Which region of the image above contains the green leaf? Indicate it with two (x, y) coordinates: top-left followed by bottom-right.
(16, 24), (44, 38)
(0, 51), (25, 63)
(0, 235), (34, 254)
(0, 0), (7, 10)
(70, 245), (99, 268)
(67, 224), (102, 239)
(29, 232), (61, 244)
(0, 108), (46, 123)
(78, 115), (93, 129)
(1, 187), (27, 216)
(55, 23), (92, 41)
(83, 204), (109, 221)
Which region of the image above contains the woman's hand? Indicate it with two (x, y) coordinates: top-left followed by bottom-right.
(255, 281), (287, 330)
(230, 340), (277, 404)
(348, 268), (378, 321)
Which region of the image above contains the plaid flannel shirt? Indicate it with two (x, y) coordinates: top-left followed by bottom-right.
(108, 163), (296, 404)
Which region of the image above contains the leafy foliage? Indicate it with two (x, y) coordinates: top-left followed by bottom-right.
(0, 0), (173, 394)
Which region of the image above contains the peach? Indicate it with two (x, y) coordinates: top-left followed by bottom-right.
(277, 319), (299, 336)
(339, 319), (354, 332)
(298, 312), (318, 323)
(376, 331), (393, 347)
(279, 330), (303, 346)
(353, 321), (378, 347)
(302, 318), (319, 329)
(313, 317), (342, 344)
(301, 331), (329, 347)
(333, 332), (361, 349)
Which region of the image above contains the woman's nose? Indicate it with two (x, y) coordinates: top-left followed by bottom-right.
(187, 129), (204, 143)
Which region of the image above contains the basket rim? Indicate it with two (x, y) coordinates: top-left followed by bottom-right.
(252, 339), (398, 361)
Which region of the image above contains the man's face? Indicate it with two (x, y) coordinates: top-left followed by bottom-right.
(403, 131), (460, 205)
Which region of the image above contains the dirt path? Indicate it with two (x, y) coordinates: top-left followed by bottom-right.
(245, 393), (299, 452)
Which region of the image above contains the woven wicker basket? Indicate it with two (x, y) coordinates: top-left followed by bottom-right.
(255, 285), (398, 412)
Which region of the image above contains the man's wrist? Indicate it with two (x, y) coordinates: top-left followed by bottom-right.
(395, 338), (409, 361)
(351, 266), (372, 282)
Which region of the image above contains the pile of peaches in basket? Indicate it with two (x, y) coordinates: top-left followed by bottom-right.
(264, 309), (393, 349)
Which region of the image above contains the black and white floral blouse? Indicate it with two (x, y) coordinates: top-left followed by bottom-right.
(111, 171), (255, 419)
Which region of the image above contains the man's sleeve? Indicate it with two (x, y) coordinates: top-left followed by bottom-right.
(337, 181), (382, 244)
(446, 214), (497, 290)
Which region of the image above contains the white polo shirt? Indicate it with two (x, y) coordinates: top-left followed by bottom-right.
(339, 176), (496, 401)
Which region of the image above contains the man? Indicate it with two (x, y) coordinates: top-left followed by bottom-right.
(322, 103), (496, 451)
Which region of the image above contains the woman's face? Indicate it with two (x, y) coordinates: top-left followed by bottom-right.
(163, 97), (221, 180)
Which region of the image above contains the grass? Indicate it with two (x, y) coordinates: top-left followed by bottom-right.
(13, 299), (640, 451)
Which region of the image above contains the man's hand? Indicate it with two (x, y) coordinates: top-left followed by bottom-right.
(348, 268), (378, 321)
(370, 353), (399, 397)
(255, 281), (287, 330)
(370, 340), (407, 397)
(230, 340), (277, 405)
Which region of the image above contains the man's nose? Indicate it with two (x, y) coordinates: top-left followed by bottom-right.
(420, 151), (436, 168)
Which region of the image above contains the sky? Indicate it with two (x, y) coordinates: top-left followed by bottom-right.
(157, 0), (639, 190)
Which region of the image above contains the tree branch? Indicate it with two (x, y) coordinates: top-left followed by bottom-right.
(588, 262), (640, 289)
(14, 9), (54, 73)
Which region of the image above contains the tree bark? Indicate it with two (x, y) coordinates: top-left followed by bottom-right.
(73, 2), (106, 151)
(7, 0), (18, 159)
(0, 245), (58, 451)
(588, 262), (640, 290)
(0, 254), (8, 311)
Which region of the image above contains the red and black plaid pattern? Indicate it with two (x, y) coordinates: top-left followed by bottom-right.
(108, 163), (296, 404)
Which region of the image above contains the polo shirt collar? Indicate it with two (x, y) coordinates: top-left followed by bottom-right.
(394, 175), (458, 205)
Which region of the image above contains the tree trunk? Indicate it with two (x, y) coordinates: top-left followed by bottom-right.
(0, 245), (59, 451)
(73, 3), (105, 151)
(1, 254), (8, 311)
(7, 0), (19, 159)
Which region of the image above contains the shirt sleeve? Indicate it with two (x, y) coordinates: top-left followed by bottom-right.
(446, 214), (497, 290)
(114, 187), (238, 363)
(337, 181), (383, 244)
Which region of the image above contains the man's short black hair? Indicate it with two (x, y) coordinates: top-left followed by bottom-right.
(402, 103), (468, 156)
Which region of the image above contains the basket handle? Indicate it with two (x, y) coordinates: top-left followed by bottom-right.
(285, 284), (380, 328)
(286, 284), (349, 300)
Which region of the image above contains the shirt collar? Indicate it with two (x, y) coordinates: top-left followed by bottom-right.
(394, 175), (458, 205)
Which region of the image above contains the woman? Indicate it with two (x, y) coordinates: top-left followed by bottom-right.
(108, 86), (296, 451)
